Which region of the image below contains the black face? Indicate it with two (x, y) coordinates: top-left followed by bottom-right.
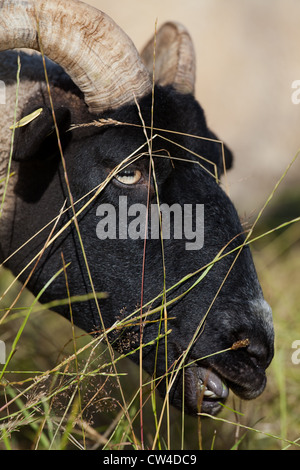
(4, 86), (274, 416)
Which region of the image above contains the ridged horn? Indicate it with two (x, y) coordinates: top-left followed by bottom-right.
(0, 0), (152, 113)
(141, 22), (196, 95)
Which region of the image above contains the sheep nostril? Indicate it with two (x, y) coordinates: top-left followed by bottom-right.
(248, 351), (260, 369)
(246, 340), (272, 369)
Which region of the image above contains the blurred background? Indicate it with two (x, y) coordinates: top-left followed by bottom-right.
(1, 0), (299, 450)
(88, 0), (300, 213)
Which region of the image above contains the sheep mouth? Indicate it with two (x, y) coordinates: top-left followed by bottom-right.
(185, 366), (229, 415)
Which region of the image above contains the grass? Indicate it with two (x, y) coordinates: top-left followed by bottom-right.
(0, 140), (299, 451)
(0, 41), (300, 450)
(1, 223), (300, 451)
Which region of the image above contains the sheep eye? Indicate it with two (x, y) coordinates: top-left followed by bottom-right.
(115, 169), (142, 185)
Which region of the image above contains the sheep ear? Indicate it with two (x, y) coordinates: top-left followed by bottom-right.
(207, 129), (234, 174)
(12, 107), (71, 161)
(219, 141), (233, 173)
(140, 22), (196, 95)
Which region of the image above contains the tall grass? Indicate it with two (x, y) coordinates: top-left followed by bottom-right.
(1, 223), (300, 451)
(0, 32), (300, 450)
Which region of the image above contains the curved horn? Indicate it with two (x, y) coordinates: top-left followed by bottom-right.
(141, 22), (196, 95)
(0, 0), (152, 113)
